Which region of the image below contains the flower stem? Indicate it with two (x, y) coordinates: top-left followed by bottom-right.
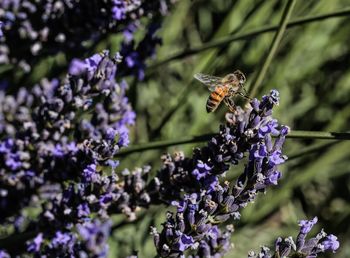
(248, 0), (296, 98)
(116, 133), (215, 156)
(116, 130), (350, 156)
(287, 141), (340, 161)
(286, 130), (350, 140)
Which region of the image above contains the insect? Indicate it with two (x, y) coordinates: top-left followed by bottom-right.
(194, 70), (250, 113)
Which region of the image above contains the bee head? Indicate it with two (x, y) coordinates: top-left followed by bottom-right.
(233, 70), (246, 85)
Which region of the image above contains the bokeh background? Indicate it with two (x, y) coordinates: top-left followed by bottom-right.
(3, 0), (350, 257)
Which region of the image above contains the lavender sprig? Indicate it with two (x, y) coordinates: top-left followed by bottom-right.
(120, 23), (162, 80)
(27, 219), (111, 257)
(0, 51), (134, 222)
(150, 90), (290, 257)
(249, 217), (340, 258)
(7, 159), (154, 255)
(147, 90), (288, 205)
(149, 91), (340, 258)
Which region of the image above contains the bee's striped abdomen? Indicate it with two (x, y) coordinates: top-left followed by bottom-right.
(206, 86), (227, 113)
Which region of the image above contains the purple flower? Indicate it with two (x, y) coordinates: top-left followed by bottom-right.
(82, 164), (99, 183)
(77, 203), (91, 218)
(27, 233), (43, 253)
(299, 217), (318, 234)
(77, 220), (111, 257)
(176, 233), (194, 252)
(203, 175), (219, 192)
(123, 23), (138, 42)
(52, 144), (65, 157)
(0, 139), (13, 153)
(0, 21), (3, 37)
(106, 127), (118, 141)
(0, 250), (10, 258)
(265, 171), (281, 185)
(51, 231), (72, 247)
(112, 6), (125, 20)
(172, 199), (187, 213)
(207, 226), (220, 240)
(251, 144), (268, 158)
(120, 23), (162, 80)
(320, 234), (339, 253)
(5, 153), (21, 170)
(251, 217), (340, 257)
(68, 59), (87, 76)
(269, 150), (286, 165)
(117, 125), (131, 147)
(111, 0), (133, 20)
(69, 53), (104, 78)
(269, 89), (280, 105)
(192, 161), (212, 180)
(258, 119), (280, 138)
(0, 52), (135, 222)
(151, 91), (292, 257)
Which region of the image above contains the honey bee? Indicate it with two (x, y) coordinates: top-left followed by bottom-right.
(194, 70), (250, 113)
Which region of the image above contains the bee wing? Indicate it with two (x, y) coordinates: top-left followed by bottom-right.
(194, 73), (222, 92)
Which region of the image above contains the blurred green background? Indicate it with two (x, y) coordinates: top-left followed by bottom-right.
(112, 0), (350, 257)
(11, 0), (350, 257)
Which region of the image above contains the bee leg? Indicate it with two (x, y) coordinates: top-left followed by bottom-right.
(238, 92), (252, 100)
(242, 86), (248, 95)
(224, 98), (236, 113)
(238, 86), (252, 100)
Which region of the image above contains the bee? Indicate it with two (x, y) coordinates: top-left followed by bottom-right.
(194, 70), (250, 113)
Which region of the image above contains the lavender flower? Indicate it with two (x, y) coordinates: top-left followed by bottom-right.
(296, 217), (339, 257)
(120, 23), (162, 80)
(151, 90), (290, 257)
(22, 163), (156, 256)
(249, 217), (340, 258)
(77, 220), (112, 257)
(37, 165), (152, 228)
(151, 91), (339, 257)
(26, 219), (111, 257)
(27, 233), (44, 253)
(0, 21), (3, 37)
(0, 0), (175, 73)
(147, 90), (289, 206)
(0, 51), (134, 222)
(0, 250), (10, 258)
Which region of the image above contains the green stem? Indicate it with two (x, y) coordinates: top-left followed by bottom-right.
(149, 7), (350, 69)
(116, 133), (215, 156)
(287, 141), (340, 161)
(249, 0), (296, 98)
(286, 130), (350, 140)
(116, 130), (350, 156)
